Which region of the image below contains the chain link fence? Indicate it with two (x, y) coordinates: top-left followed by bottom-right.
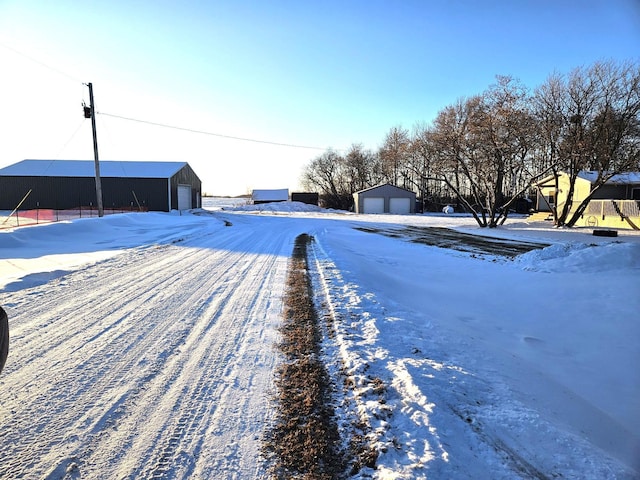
(1, 206), (147, 230)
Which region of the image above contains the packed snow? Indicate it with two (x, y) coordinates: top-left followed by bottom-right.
(0, 198), (638, 479)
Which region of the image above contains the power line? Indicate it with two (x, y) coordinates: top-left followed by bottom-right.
(1, 43), (337, 152)
(54, 119), (87, 158)
(0, 41), (83, 84)
(98, 111), (330, 151)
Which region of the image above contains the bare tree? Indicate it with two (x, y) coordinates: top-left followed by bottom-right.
(407, 123), (459, 212)
(378, 126), (411, 187)
(429, 77), (544, 227)
(562, 61), (640, 226)
(300, 149), (353, 209)
(535, 60), (640, 226)
(532, 72), (566, 172)
(407, 124), (432, 211)
(532, 72), (568, 223)
(343, 143), (382, 192)
(301, 146), (382, 210)
(429, 97), (485, 222)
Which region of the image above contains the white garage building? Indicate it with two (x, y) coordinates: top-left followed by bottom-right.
(353, 184), (416, 214)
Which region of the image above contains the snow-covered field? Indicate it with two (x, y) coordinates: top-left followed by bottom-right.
(0, 198), (638, 479)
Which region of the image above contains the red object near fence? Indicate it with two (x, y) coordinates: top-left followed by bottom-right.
(1, 206), (148, 230)
(17, 209), (56, 222)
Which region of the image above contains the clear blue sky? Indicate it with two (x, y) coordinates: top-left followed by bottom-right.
(1, 0), (638, 195)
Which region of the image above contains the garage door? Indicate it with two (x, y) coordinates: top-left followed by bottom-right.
(177, 185), (192, 210)
(363, 197), (385, 214)
(389, 197), (411, 214)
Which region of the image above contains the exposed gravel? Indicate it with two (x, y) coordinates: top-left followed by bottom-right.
(355, 225), (550, 257)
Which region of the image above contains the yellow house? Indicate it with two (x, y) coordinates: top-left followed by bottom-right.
(535, 171), (640, 229)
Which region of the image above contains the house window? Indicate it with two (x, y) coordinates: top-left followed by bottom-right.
(632, 188), (640, 201)
(547, 193), (555, 205)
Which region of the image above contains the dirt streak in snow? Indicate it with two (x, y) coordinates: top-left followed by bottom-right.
(0, 219), (291, 479)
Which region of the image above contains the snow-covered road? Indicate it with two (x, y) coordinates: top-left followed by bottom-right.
(1, 203), (638, 479)
(0, 213), (292, 479)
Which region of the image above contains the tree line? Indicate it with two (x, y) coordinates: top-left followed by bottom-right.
(301, 60), (640, 227)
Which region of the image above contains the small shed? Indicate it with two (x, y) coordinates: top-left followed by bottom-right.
(0, 159), (201, 212)
(353, 184), (416, 214)
(251, 189), (289, 204)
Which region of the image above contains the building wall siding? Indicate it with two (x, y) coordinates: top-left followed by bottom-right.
(592, 185), (628, 199)
(0, 176), (169, 211)
(170, 164), (202, 210)
(0, 176), (97, 210)
(102, 178), (169, 211)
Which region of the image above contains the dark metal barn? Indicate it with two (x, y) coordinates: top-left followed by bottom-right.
(0, 160), (201, 212)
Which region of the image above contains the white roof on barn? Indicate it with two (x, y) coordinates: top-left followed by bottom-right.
(0, 160), (188, 179)
(251, 189), (289, 201)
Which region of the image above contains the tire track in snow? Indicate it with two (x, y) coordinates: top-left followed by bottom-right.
(0, 218), (291, 479)
(8, 241), (211, 358)
(1, 244), (221, 433)
(146, 261), (282, 479)
(137, 234), (285, 479)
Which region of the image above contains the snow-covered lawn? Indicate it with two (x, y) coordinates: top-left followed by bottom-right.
(0, 199), (638, 479)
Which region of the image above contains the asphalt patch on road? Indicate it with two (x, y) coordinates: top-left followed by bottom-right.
(355, 226), (549, 258)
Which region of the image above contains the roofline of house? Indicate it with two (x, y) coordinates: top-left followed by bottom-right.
(534, 170), (640, 187)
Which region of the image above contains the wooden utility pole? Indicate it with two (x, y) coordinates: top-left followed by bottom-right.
(86, 82), (104, 217)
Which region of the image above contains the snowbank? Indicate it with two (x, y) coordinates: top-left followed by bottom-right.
(225, 200), (325, 213)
